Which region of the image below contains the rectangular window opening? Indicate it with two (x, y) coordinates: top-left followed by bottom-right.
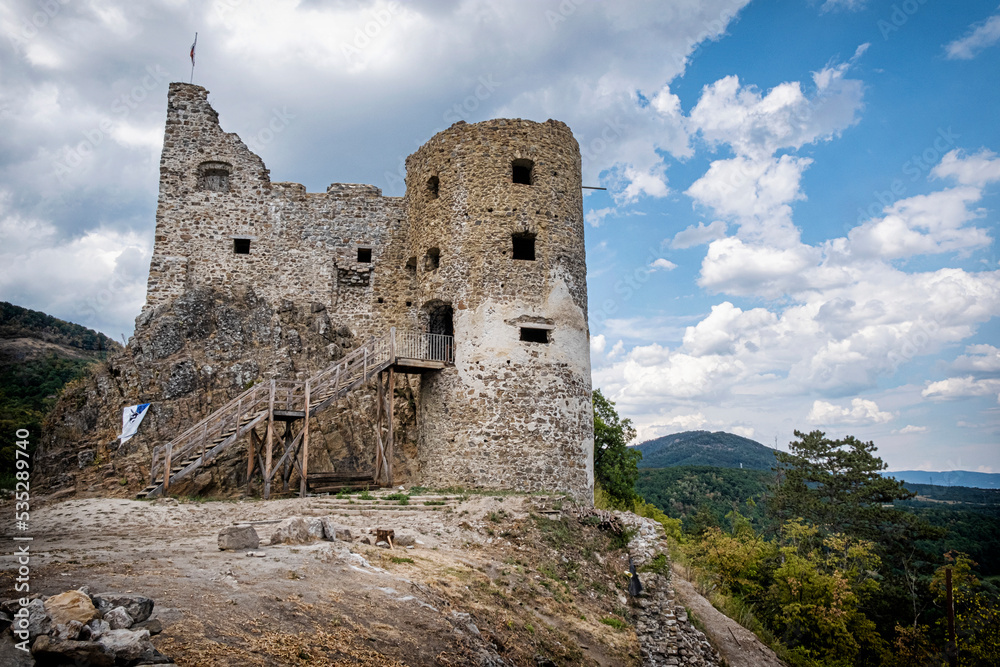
(520, 327), (549, 344)
(357, 247), (372, 263)
(233, 238), (251, 255)
(512, 233), (536, 261)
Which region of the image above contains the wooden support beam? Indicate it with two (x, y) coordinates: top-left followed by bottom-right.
(386, 367), (394, 486)
(248, 427), (261, 496)
(300, 379), (310, 497)
(281, 423), (293, 492)
(163, 444), (172, 494)
(264, 379), (275, 500)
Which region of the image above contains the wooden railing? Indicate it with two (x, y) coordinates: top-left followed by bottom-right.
(146, 328), (454, 493)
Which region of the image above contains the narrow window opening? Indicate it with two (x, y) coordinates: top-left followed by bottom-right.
(520, 327), (549, 344)
(425, 247), (440, 271)
(512, 232), (536, 261)
(198, 161), (232, 192)
(233, 239), (251, 255)
(357, 247), (372, 263)
(405, 301), (413, 307)
(427, 175), (439, 199)
(377, 297), (384, 304)
(512, 158), (533, 185)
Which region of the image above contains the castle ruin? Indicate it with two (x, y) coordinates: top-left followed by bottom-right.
(140, 83), (595, 501)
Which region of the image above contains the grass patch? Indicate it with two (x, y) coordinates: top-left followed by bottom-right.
(638, 553), (670, 577)
(389, 556), (414, 564)
(423, 500), (446, 506)
(599, 616), (629, 631)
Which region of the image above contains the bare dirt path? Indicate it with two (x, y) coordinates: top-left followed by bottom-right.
(1, 492), (641, 666)
(670, 564), (786, 667)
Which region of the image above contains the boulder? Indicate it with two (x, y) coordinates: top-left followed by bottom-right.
(51, 620), (84, 640)
(319, 517), (352, 541)
(31, 634), (114, 666)
(394, 532), (417, 547)
(268, 517), (323, 545)
(97, 628), (154, 663)
(218, 525), (260, 551)
(26, 597), (50, 642)
(44, 590), (98, 627)
(133, 617), (163, 635)
(80, 617), (110, 642)
(104, 606), (134, 630)
(92, 593), (154, 624)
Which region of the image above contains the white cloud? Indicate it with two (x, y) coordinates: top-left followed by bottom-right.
(945, 11), (1000, 60)
(590, 333), (607, 356)
(670, 220), (727, 249)
(698, 238), (816, 297)
(586, 207), (616, 228)
(650, 258), (678, 272)
(932, 149), (1000, 187)
(894, 425), (928, 435)
(686, 155), (812, 244)
(656, 412), (709, 431)
(922, 376), (1000, 400)
(952, 344), (1000, 373)
(847, 186), (991, 259)
(820, 0), (866, 13)
(807, 398), (894, 425)
(731, 425), (755, 438)
(688, 65), (864, 160)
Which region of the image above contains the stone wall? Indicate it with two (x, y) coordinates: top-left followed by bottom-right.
(46, 83), (595, 502)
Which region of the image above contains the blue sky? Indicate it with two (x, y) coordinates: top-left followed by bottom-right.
(1, 0), (997, 472)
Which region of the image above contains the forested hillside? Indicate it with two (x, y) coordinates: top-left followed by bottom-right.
(1, 302), (118, 487)
(635, 430), (778, 470)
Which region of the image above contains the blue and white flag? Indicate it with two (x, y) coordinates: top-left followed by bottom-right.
(119, 403), (150, 443)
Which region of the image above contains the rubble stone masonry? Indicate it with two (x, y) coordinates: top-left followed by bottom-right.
(144, 82), (594, 501)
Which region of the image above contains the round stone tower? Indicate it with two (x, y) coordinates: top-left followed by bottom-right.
(404, 119), (594, 501)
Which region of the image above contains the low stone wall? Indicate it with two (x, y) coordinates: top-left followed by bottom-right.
(619, 513), (722, 667)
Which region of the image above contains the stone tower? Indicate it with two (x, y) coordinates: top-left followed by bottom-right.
(140, 84), (594, 501)
(404, 119), (594, 498)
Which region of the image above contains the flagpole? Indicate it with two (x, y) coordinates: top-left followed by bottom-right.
(189, 32), (198, 84)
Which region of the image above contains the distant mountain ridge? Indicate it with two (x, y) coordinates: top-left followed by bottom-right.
(885, 470), (1000, 490)
(635, 430), (778, 470)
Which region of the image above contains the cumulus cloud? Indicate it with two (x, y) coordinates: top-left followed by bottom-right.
(952, 344), (1000, 373)
(922, 376), (1000, 400)
(932, 148), (1000, 187)
(650, 258), (678, 272)
(670, 220), (727, 249)
(688, 65), (864, 160)
(945, 10), (1000, 60)
(654, 413), (709, 431)
(894, 425), (927, 435)
(590, 333), (607, 357)
(807, 398), (894, 425)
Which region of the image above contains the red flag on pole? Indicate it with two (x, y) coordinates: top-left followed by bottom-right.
(189, 32), (198, 84)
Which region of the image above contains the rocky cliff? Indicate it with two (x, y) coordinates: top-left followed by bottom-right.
(36, 287), (421, 497)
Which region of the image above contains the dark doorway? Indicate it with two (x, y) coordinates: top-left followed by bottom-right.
(426, 301), (454, 337)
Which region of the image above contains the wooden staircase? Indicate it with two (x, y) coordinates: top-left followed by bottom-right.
(137, 328), (453, 499)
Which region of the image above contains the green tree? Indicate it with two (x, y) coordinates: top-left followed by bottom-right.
(592, 389), (640, 508)
(770, 430), (929, 545)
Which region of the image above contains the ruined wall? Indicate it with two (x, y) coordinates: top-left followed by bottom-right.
(404, 119), (594, 501)
(52, 84), (594, 501)
(146, 83), (414, 340)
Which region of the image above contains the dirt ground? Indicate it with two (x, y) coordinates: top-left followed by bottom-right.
(1, 490), (646, 666)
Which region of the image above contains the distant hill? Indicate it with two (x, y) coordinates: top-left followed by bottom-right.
(885, 470), (1000, 490)
(635, 430), (778, 470)
(1, 302), (120, 486)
